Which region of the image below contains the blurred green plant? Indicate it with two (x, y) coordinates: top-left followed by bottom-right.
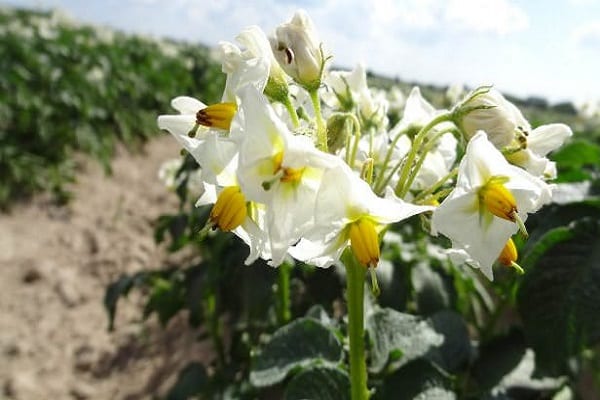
(0, 7), (224, 208)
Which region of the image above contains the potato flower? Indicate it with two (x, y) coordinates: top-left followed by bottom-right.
(431, 131), (551, 279)
(290, 163), (434, 269)
(234, 85), (339, 266)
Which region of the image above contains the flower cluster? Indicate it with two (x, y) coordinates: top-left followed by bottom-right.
(158, 10), (571, 280)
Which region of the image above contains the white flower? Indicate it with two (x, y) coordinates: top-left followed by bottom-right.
(158, 94), (270, 265)
(323, 64), (389, 129)
(234, 85), (338, 265)
(157, 97), (238, 186)
(431, 131), (552, 280)
(218, 26), (287, 102)
(271, 10), (326, 89)
(506, 123), (572, 179)
(389, 87), (447, 137)
(290, 164), (434, 268)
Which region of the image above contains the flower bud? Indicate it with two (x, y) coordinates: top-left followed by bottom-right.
(455, 87), (530, 149)
(271, 10), (326, 90)
(326, 113), (353, 153)
(349, 218), (380, 267)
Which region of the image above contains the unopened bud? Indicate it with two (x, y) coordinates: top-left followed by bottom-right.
(326, 113), (353, 153)
(454, 87), (530, 149)
(271, 10), (327, 90)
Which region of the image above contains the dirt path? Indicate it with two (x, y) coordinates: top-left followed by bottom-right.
(0, 135), (212, 400)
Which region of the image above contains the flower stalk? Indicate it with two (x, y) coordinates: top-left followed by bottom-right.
(309, 88), (328, 152)
(276, 261), (292, 325)
(342, 249), (369, 400)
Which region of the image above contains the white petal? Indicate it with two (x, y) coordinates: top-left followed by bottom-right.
(157, 115), (204, 157)
(289, 237), (344, 269)
(528, 123), (572, 156)
(432, 190), (516, 278)
(195, 183), (217, 207)
(171, 96), (206, 115)
(157, 114), (197, 138)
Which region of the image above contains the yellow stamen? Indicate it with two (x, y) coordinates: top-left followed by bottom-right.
(349, 219), (380, 268)
(281, 167), (305, 183)
(196, 102), (237, 131)
(479, 177), (517, 222)
(479, 176), (528, 237)
(210, 186), (247, 231)
(270, 151), (304, 184)
(497, 238), (524, 274)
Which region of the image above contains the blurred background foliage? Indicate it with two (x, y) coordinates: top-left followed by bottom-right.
(0, 6), (223, 207)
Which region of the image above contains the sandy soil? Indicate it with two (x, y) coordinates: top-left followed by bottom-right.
(0, 135), (212, 400)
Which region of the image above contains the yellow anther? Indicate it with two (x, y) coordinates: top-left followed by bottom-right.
(210, 186), (247, 231)
(497, 238), (524, 274)
(196, 102), (237, 131)
(479, 176), (528, 237)
(281, 167), (305, 183)
(348, 219), (380, 267)
(479, 177), (517, 222)
(270, 151), (304, 184)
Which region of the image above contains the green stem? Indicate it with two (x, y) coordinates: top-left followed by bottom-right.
(402, 128), (456, 194)
(309, 89), (327, 152)
(342, 250), (369, 400)
(276, 261), (292, 325)
(283, 96), (300, 129)
(395, 113), (452, 198)
(348, 114), (361, 169)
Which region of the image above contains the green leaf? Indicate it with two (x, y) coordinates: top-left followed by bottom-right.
(552, 139), (600, 168)
(470, 330), (565, 397)
(103, 272), (146, 331)
(428, 310), (472, 373)
(305, 305), (335, 328)
(143, 275), (186, 326)
(470, 330), (527, 392)
(250, 318), (343, 387)
(165, 362), (208, 400)
(412, 263), (456, 315)
(284, 366), (350, 400)
(366, 308), (443, 374)
(552, 139), (600, 183)
(517, 218), (600, 375)
(375, 359), (456, 400)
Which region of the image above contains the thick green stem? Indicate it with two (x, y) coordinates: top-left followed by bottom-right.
(342, 250), (369, 400)
(276, 261), (292, 325)
(309, 89), (327, 151)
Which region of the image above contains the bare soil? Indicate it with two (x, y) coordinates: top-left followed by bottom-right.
(0, 135), (211, 400)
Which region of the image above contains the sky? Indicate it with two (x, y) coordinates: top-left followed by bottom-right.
(4, 0), (600, 104)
